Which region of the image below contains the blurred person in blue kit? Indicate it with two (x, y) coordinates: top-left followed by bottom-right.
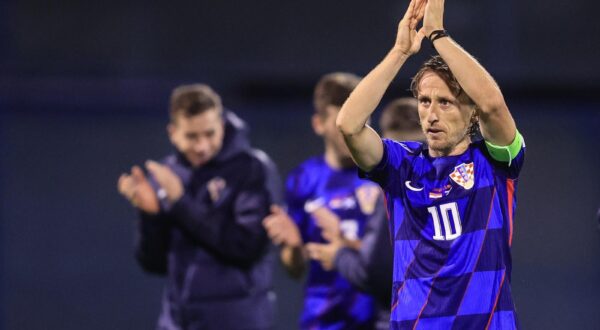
(118, 84), (281, 330)
(305, 97), (424, 330)
(263, 72), (385, 329)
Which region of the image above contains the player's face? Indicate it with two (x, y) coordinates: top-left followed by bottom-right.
(417, 72), (474, 157)
(168, 109), (225, 168)
(314, 105), (353, 162)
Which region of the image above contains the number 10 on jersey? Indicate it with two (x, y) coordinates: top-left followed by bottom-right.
(427, 202), (462, 241)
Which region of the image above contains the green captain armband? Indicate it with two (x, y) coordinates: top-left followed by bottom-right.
(484, 130), (524, 166)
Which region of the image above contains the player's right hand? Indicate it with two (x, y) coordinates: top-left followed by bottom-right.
(312, 206), (342, 243)
(262, 205), (302, 247)
(395, 0), (426, 56)
(118, 165), (160, 214)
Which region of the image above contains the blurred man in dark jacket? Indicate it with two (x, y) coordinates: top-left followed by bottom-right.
(118, 84), (281, 330)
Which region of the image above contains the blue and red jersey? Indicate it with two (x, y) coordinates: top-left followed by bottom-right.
(287, 156), (380, 330)
(361, 138), (525, 330)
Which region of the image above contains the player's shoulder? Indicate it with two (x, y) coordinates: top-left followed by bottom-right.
(291, 156), (326, 176)
(244, 148), (276, 171)
(286, 156), (325, 196)
(384, 139), (425, 155)
(226, 149), (276, 181)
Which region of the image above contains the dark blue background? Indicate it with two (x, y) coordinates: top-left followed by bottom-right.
(1, 0), (600, 329)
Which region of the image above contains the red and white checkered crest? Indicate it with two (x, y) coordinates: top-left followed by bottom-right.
(449, 162), (475, 190)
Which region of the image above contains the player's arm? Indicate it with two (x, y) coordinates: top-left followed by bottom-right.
(332, 197), (390, 292)
(280, 244), (307, 279)
(423, 0), (519, 153)
(263, 205), (307, 278)
(336, 0), (426, 172)
(134, 212), (171, 275)
(148, 159), (272, 268)
(118, 166), (170, 274)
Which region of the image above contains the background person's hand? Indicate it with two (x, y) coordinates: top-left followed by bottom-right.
(306, 241), (342, 271)
(117, 165), (160, 214)
(312, 206), (342, 243)
(145, 160), (183, 203)
(263, 205), (303, 247)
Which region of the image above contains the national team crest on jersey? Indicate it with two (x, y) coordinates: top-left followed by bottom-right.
(207, 177), (226, 203)
(449, 162), (475, 189)
(355, 184), (380, 215)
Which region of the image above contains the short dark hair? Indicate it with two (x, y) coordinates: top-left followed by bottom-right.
(169, 84), (222, 121)
(379, 97), (420, 133)
(313, 72), (361, 117)
(410, 55), (475, 107)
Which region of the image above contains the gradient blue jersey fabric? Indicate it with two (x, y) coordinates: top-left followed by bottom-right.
(287, 156), (380, 330)
(360, 138), (525, 330)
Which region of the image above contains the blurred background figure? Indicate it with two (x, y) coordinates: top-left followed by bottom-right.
(118, 84), (281, 330)
(263, 72), (385, 329)
(379, 98), (423, 142)
(306, 97), (424, 330)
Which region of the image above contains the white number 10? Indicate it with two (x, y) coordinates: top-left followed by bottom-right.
(428, 202), (462, 241)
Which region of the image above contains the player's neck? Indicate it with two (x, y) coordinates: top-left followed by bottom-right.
(429, 136), (471, 158)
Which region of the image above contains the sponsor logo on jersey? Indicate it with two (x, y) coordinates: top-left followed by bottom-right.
(449, 162), (475, 189)
(329, 195), (357, 210)
(355, 184), (380, 215)
(405, 180), (424, 192)
(304, 198), (326, 213)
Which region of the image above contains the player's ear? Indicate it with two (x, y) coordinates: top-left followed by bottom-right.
(167, 122), (177, 143)
(312, 113), (325, 136)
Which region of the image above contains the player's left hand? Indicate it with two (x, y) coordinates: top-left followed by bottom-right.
(145, 160), (184, 203)
(117, 165), (160, 214)
(312, 206), (342, 243)
(422, 0), (445, 37)
(306, 241), (342, 271)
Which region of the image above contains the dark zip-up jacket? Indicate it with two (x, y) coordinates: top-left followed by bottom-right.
(135, 111), (282, 330)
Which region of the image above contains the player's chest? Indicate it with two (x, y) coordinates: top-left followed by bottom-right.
(399, 159), (495, 242)
(402, 159), (484, 207)
(304, 179), (380, 240)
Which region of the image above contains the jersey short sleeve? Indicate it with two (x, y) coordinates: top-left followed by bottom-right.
(359, 139), (423, 190)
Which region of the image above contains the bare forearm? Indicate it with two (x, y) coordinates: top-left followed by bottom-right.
(434, 37), (516, 144)
(336, 47), (411, 171)
(433, 37), (506, 112)
(280, 245), (306, 278)
(337, 47), (410, 136)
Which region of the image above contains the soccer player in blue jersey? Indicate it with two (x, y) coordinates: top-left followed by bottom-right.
(263, 73), (383, 329)
(305, 97), (424, 330)
(336, 0), (525, 329)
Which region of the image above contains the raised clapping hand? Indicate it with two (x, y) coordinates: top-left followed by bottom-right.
(118, 160), (184, 214)
(305, 241), (341, 271)
(422, 0), (445, 38)
(262, 205), (303, 247)
(118, 165), (160, 214)
(395, 0), (427, 56)
(145, 160), (184, 203)
(312, 206), (342, 243)
(305, 206), (344, 271)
